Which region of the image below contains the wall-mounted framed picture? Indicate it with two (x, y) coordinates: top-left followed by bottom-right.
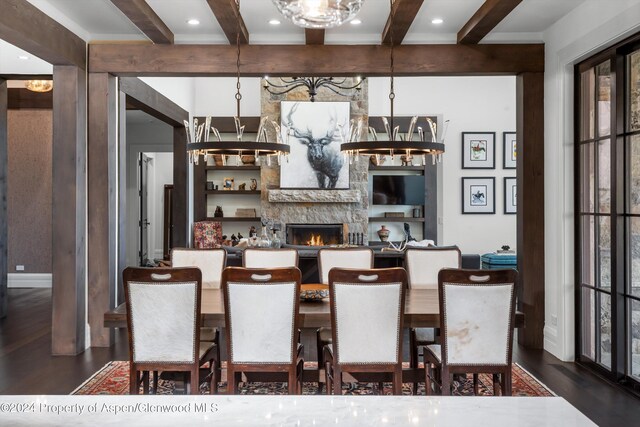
(280, 101), (350, 189)
(503, 132), (516, 169)
(223, 177), (234, 190)
(462, 132), (495, 169)
(504, 177), (517, 214)
(462, 177), (495, 214)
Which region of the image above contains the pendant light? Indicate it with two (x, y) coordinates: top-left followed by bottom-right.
(272, 0), (365, 29)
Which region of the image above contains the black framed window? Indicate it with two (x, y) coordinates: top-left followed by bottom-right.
(576, 32), (640, 390)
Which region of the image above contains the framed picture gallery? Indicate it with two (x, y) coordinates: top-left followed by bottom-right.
(461, 177), (495, 214)
(462, 132), (496, 169)
(504, 177), (517, 214)
(503, 132), (517, 169)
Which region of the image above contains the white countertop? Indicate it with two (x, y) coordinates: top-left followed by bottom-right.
(0, 395), (595, 426)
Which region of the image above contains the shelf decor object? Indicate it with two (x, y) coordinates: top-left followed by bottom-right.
(186, 0), (289, 165)
(504, 177), (517, 214)
(462, 132), (496, 169)
(462, 177), (496, 214)
(263, 76), (365, 102)
(503, 132), (517, 169)
(272, 0), (365, 28)
(340, 0), (446, 165)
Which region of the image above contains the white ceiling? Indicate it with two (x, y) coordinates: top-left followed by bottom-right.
(21, 0), (588, 44)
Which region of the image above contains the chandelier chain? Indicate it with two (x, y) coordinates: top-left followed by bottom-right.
(235, 0), (242, 117)
(389, 0), (396, 131)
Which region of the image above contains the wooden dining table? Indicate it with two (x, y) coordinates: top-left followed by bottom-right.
(103, 288), (525, 329)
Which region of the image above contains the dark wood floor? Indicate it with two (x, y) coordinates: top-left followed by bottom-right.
(1, 289), (638, 426)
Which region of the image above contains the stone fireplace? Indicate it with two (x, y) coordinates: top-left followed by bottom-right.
(259, 77), (370, 243)
(286, 223), (344, 246)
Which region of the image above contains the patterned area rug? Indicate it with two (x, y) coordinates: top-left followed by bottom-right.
(73, 362), (554, 397)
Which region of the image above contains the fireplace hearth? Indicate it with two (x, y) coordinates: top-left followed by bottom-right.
(286, 224), (343, 246)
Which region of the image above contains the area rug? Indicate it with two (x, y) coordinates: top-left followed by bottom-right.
(73, 362), (554, 397)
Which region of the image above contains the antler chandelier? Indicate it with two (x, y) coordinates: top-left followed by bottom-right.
(340, 0), (446, 165)
(272, 0), (365, 29)
(263, 76), (365, 102)
(186, 0), (290, 165)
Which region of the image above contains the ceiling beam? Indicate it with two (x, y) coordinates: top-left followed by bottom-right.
(381, 0), (424, 45)
(110, 0), (174, 44)
(206, 0), (249, 44)
(88, 43), (544, 76)
(305, 29), (325, 45)
(119, 77), (188, 126)
(0, 0), (85, 68)
(457, 0), (523, 44)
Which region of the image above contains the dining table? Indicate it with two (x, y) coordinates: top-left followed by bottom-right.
(103, 288), (525, 330)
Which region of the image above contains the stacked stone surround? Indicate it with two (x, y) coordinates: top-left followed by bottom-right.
(259, 78), (369, 242)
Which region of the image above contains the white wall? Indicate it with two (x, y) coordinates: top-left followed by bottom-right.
(543, 0), (640, 361)
(369, 76), (517, 255)
(194, 77), (261, 117)
(146, 153), (173, 260)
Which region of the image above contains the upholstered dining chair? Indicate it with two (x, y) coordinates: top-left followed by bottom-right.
(315, 247), (374, 393)
(171, 248), (226, 390)
(323, 267), (407, 395)
(222, 267), (304, 394)
(405, 246), (462, 394)
(242, 248), (299, 268)
(123, 267), (219, 395)
(423, 268), (517, 396)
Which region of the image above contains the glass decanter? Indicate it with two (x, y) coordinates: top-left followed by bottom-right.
(258, 225), (271, 248)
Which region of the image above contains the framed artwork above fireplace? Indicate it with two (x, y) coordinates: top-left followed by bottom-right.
(280, 101), (350, 190)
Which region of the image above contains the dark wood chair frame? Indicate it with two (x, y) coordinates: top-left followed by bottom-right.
(323, 267), (407, 396)
(405, 246), (462, 394)
(424, 268), (517, 396)
(316, 247), (375, 393)
(241, 248), (300, 268)
(222, 267), (304, 395)
(123, 267), (219, 395)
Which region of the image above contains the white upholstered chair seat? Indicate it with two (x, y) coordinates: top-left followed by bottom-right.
(425, 344), (442, 363)
(415, 328), (435, 343)
(243, 248), (298, 268)
(171, 248), (226, 289)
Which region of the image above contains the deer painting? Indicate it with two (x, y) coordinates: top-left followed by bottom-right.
(284, 102), (348, 189)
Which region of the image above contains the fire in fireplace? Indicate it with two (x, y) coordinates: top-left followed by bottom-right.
(286, 224), (343, 246)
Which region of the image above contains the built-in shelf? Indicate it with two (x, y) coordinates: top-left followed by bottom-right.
(205, 190), (261, 195)
(369, 165), (425, 172)
(368, 217), (425, 222)
(205, 217), (261, 222)
(205, 165), (260, 171)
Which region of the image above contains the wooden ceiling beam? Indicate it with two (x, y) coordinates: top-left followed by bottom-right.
(457, 0), (523, 44)
(110, 0), (174, 44)
(381, 0), (424, 45)
(88, 43), (544, 76)
(206, 0), (249, 44)
(0, 0), (85, 68)
(305, 29), (325, 45)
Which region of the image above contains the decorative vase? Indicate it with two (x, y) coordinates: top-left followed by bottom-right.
(271, 231), (281, 248)
(377, 225), (390, 242)
(258, 226), (271, 248)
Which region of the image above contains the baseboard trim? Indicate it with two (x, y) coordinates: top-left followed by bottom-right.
(8, 273), (52, 288)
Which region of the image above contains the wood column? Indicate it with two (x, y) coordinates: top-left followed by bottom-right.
(0, 79), (7, 319)
(51, 66), (87, 355)
(117, 91), (127, 305)
(87, 73), (117, 347)
(516, 72), (545, 349)
(173, 126), (187, 247)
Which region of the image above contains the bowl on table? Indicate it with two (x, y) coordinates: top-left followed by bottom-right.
(300, 284), (329, 302)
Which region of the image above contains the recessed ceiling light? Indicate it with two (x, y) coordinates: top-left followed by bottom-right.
(269, 19), (281, 25)
(431, 18), (444, 25)
(17, 55), (29, 60)
(187, 19), (200, 26)
(350, 19), (362, 25)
